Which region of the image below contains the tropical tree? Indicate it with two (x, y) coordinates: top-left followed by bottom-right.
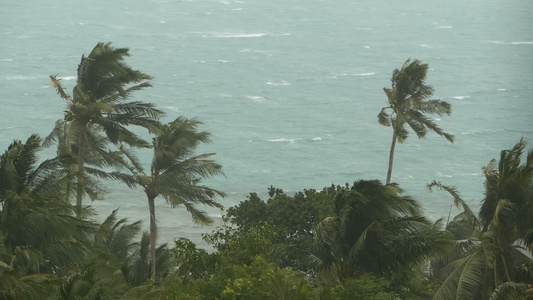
(60, 211), (172, 299)
(48, 42), (164, 217)
(115, 117), (225, 280)
(378, 59), (454, 184)
(431, 139), (533, 300)
(44, 120), (128, 206)
(311, 180), (451, 286)
(0, 135), (102, 299)
(0, 135), (95, 275)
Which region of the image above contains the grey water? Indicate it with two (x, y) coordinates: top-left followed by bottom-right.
(1, 0), (532, 247)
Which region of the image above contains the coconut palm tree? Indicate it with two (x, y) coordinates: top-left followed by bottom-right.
(60, 210), (172, 299)
(431, 140), (533, 300)
(0, 134), (96, 296)
(378, 59), (454, 185)
(44, 120), (128, 207)
(311, 180), (451, 284)
(114, 117), (225, 280)
(49, 42), (164, 217)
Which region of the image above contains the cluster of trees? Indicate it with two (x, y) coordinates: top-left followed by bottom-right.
(0, 42), (531, 299)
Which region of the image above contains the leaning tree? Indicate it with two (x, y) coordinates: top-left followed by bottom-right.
(48, 42), (164, 217)
(378, 59), (454, 184)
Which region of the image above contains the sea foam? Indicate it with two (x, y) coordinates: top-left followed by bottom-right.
(268, 138), (295, 143)
(213, 32), (267, 38)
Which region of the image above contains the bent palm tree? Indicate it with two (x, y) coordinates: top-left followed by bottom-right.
(378, 59), (454, 184)
(0, 135), (95, 277)
(49, 42), (164, 217)
(431, 140), (533, 299)
(115, 117), (225, 280)
(311, 180), (450, 284)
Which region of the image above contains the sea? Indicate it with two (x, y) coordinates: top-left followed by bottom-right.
(1, 0), (532, 248)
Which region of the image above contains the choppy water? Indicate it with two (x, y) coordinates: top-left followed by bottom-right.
(1, 0), (532, 247)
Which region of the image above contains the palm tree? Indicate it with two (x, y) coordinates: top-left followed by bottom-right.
(378, 59), (454, 185)
(49, 42), (164, 217)
(115, 117), (225, 280)
(431, 140), (533, 299)
(0, 135), (95, 290)
(44, 120), (123, 207)
(60, 210), (172, 299)
(311, 180), (450, 284)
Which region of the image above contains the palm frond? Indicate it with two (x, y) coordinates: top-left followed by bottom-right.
(410, 110), (455, 142)
(378, 107), (392, 127)
(49, 74), (71, 101)
(489, 282), (529, 300)
(432, 249), (485, 300)
(417, 99), (452, 116)
(392, 120), (409, 143)
(428, 181), (478, 227)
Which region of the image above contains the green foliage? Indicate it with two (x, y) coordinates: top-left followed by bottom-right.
(0, 135), (96, 276)
(196, 256), (309, 300)
(312, 180), (451, 283)
(226, 185), (339, 272)
(329, 274), (398, 300)
(432, 140), (533, 300)
(172, 237), (217, 280)
(203, 223), (278, 266)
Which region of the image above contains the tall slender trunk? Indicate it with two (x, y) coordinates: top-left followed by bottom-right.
(148, 195), (157, 281)
(500, 254), (511, 282)
(76, 136), (86, 218)
(386, 134), (397, 185)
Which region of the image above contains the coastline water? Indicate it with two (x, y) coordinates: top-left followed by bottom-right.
(1, 0), (532, 247)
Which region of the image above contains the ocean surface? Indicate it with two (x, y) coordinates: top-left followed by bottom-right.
(1, 0), (532, 248)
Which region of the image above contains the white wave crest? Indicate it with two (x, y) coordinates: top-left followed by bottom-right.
(437, 172), (452, 178)
(268, 138), (294, 143)
(510, 41), (533, 45)
(336, 72), (375, 76)
(436, 25), (452, 29)
(165, 106), (180, 112)
(214, 32), (267, 38)
(452, 95), (470, 100)
(59, 76), (77, 80)
(312, 137), (322, 141)
(246, 95), (265, 102)
(265, 80), (291, 86)
(0, 58), (13, 62)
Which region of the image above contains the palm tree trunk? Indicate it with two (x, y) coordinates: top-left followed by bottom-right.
(500, 254), (511, 282)
(386, 135), (397, 185)
(76, 136), (86, 218)
(148, 195), (157, 281)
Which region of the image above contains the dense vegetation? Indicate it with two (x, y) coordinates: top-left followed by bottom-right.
(0, 42), (531, 299)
